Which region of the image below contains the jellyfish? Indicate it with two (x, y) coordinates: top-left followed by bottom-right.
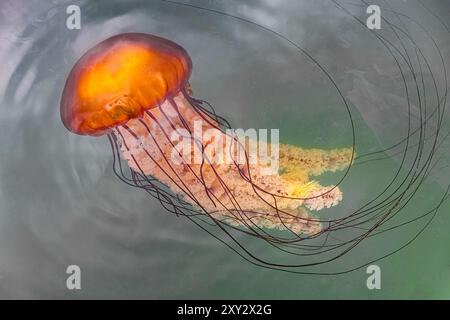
(60, 33), (352, 243)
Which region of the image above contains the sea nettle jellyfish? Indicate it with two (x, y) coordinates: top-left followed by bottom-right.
(61, 33), (353, 268)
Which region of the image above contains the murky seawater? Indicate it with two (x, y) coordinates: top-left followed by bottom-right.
(0, 0), (449, 298)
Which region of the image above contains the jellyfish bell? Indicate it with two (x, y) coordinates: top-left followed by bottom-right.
(60, 33), (192, 136)
(60, 33), (352, 254)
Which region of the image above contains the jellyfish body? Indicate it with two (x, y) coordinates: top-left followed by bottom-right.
(61, 33), (351, 238)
